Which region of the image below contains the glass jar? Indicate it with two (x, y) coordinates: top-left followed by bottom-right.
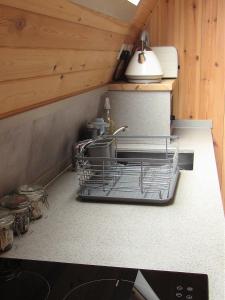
(0, 195), (30, 235)
(17, 185), (48, 220)
(0, 209), (14, 253)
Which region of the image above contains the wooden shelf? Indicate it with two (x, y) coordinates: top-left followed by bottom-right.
(108, 79), (177, 91)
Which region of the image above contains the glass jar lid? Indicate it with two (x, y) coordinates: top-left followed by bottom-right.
(17, 184), (43, 194)
(0, 208), (14, 227)
(17, 185), (48, 207)
(0, 194), (30, 210)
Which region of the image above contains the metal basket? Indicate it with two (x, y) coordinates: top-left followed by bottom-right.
(75, 136), (179, 205)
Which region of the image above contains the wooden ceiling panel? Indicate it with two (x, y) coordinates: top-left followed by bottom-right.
(0, 0), (129, 34)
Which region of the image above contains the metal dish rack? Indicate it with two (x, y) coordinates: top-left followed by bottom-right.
(76, 136), (179, 204)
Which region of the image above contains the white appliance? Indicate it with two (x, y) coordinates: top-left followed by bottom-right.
(151, 46), (178, 78)
(125, 31), (163, 83)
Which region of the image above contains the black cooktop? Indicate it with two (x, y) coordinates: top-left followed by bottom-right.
(0, 257), (208, 300)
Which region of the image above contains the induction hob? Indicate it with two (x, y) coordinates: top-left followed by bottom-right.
(0, 257), (208, 300)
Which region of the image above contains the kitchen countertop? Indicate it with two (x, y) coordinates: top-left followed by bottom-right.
(2, 124), (225, 300)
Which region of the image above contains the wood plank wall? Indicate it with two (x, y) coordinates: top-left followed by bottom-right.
(0, 0), (130, 118)
(0, 0), (157, 119)
(146, 0), (225, 208)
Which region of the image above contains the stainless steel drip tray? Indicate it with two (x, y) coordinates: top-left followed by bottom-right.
(79, 166), (179, 205)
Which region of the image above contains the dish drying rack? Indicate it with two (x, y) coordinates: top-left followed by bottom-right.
(75, 136), (179, 204)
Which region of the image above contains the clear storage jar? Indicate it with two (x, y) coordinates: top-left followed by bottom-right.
(0, 209), (14, 253)
(0, 195), (30, 235)
(17, 185), (48, 220)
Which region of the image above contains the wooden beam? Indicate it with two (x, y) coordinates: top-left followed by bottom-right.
(133, 0), (158, 30)
(126, 0), (158, 43)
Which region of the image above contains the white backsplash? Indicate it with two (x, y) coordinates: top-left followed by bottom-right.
(107, 91), (171, 136)
(0, 87), (106, 197)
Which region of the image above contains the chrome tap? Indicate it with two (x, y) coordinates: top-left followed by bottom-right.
(112, 125), (128, 136)
(72, 139), (94, 171)
(72, 126), (128, 170)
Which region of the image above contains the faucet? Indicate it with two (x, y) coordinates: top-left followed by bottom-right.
(72, 139), (94, 170)
(72, 126), (128, 171)
(112, 125), (128, 136)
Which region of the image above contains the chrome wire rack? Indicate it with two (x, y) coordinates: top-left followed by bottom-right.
(75, 136), (179, 204)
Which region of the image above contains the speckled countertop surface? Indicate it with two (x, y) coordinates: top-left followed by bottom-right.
(2, 125), (225, 300)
